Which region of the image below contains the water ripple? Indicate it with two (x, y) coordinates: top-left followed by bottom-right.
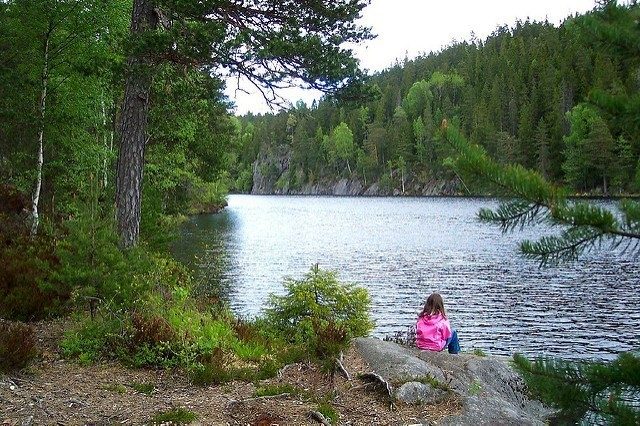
(174, 195), (640, 361)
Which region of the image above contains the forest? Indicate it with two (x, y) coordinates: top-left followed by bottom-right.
(1, 0), (639, 424)
(232, 2), (640, 196)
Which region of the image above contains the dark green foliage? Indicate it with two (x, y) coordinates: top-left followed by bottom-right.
(0, 185), (66, 320)
(0, 320), (37, 372)
(264, 265), (373, 360)
(513, 353), (640, 424)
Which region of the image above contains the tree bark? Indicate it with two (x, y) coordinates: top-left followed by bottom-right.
(31, 27), (51, 237)
(115, 0), (157, 248)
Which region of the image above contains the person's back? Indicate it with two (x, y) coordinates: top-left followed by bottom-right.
(415, 293), (460, 354)
(416, 312), (451, 351)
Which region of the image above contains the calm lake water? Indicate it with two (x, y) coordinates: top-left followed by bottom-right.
(174, 195), (640, 361)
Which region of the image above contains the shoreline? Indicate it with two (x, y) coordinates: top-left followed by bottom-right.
(227, 192), (640, 201)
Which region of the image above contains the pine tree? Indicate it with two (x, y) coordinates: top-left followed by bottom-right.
(445, 125), (640, 424)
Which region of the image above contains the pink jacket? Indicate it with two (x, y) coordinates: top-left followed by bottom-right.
(416, 313), (452, 351)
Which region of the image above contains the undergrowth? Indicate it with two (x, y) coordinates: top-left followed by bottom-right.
(60, 263), (373, 385)
(0, 320), (37, 372)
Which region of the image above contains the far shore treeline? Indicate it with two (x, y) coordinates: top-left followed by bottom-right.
(231, 2), (640, 197)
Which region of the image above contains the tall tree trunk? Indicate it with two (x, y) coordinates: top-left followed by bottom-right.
(115, 0), (157, 248)
(101, 93), (108, 189)
(31, 28), (51, 237)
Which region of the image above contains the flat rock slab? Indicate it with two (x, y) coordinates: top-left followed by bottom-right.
(353, 337), (552, 425)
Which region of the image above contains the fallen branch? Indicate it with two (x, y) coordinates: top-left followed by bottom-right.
(359, 372), (393, 399)
(335, 352), (351, 381)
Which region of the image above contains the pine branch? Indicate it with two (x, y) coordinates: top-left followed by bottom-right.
(443, 126), (640, 264)
(478, 201), (544, 232)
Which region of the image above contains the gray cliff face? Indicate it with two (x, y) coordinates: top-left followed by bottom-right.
(353, 337), (553, 425)
(250, 155), (460, 196)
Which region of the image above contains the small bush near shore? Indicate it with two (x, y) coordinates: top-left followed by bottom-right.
(0, 320), (37, 371)
(263, 265), (374, 360)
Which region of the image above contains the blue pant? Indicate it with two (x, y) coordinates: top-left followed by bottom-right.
(445, 330), (460, 354)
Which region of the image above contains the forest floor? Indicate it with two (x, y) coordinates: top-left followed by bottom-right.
(1, 319), (461, 425)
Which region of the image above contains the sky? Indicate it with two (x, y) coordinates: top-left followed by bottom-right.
(225, 0), (597, 115)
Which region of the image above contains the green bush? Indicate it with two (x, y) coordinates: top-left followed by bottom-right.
(0, 186), (67, 320)
(0, 320), (37, 371)
(60, 317), (124, 364)
(263, 265), (373, 359)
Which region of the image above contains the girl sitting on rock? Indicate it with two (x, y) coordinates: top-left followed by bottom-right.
(416, 293), (460, 354)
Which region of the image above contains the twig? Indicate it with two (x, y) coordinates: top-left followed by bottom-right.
(335, 352), (351, 381)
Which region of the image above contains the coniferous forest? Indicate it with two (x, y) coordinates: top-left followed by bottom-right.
(233, 2), (640, 196)
(1, 0), (639, 424)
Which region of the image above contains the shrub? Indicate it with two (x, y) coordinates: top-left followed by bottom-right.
(189, 347), (231, 385)
(263, 265), (373, 359)
(317, 401), (339, 425)
(0, 320), (37, 371)
(60, 317), (124, 364)
(131, 312), (177, 346)
(0, 186), (66, 320)
(131, 382), (155, 395)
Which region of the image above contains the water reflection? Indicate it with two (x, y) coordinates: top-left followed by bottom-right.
(175, 195), (640, 361)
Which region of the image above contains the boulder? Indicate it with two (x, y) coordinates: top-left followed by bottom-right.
(353, 337), (552, 425)
(395, 381), (447, 405)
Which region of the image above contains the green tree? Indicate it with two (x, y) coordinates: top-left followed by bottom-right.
(563, 104), (615, 193)
(0, 0), (127, 235)
(446, 124), (640, 423)
(333, 122), (355, 174)
(116, 0), (373, 247)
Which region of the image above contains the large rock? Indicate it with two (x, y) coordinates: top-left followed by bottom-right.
(353, 337), (552, 425)
(395, 381), (447, 405)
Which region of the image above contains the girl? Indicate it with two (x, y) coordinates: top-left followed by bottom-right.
(416, 293), (460, 354)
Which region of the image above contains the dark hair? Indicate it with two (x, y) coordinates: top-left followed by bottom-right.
(419, 293), (447, 318)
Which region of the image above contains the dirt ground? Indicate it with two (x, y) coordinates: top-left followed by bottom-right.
(1, 319), (461, 425)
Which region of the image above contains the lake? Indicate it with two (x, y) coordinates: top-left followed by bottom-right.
(173, 195), (640, 361)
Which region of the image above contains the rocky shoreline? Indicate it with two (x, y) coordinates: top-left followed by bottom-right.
(251, 177), (461, 197)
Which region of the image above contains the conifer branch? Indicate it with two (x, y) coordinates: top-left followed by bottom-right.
(443, 126), (640, 264)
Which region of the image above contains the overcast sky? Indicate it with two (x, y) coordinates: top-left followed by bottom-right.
(225, 0), (597, 115)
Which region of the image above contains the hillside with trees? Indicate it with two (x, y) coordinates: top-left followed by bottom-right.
(232, 2), (640, 196)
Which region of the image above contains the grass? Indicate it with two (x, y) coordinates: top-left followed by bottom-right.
(472, 348), (487, 357)
(151, 407), (197, 424)
(468, 380), (482, 396)
(131, 382), (155, 395)
(102, 383), (127, 394)
(317, 401), (339, 425)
